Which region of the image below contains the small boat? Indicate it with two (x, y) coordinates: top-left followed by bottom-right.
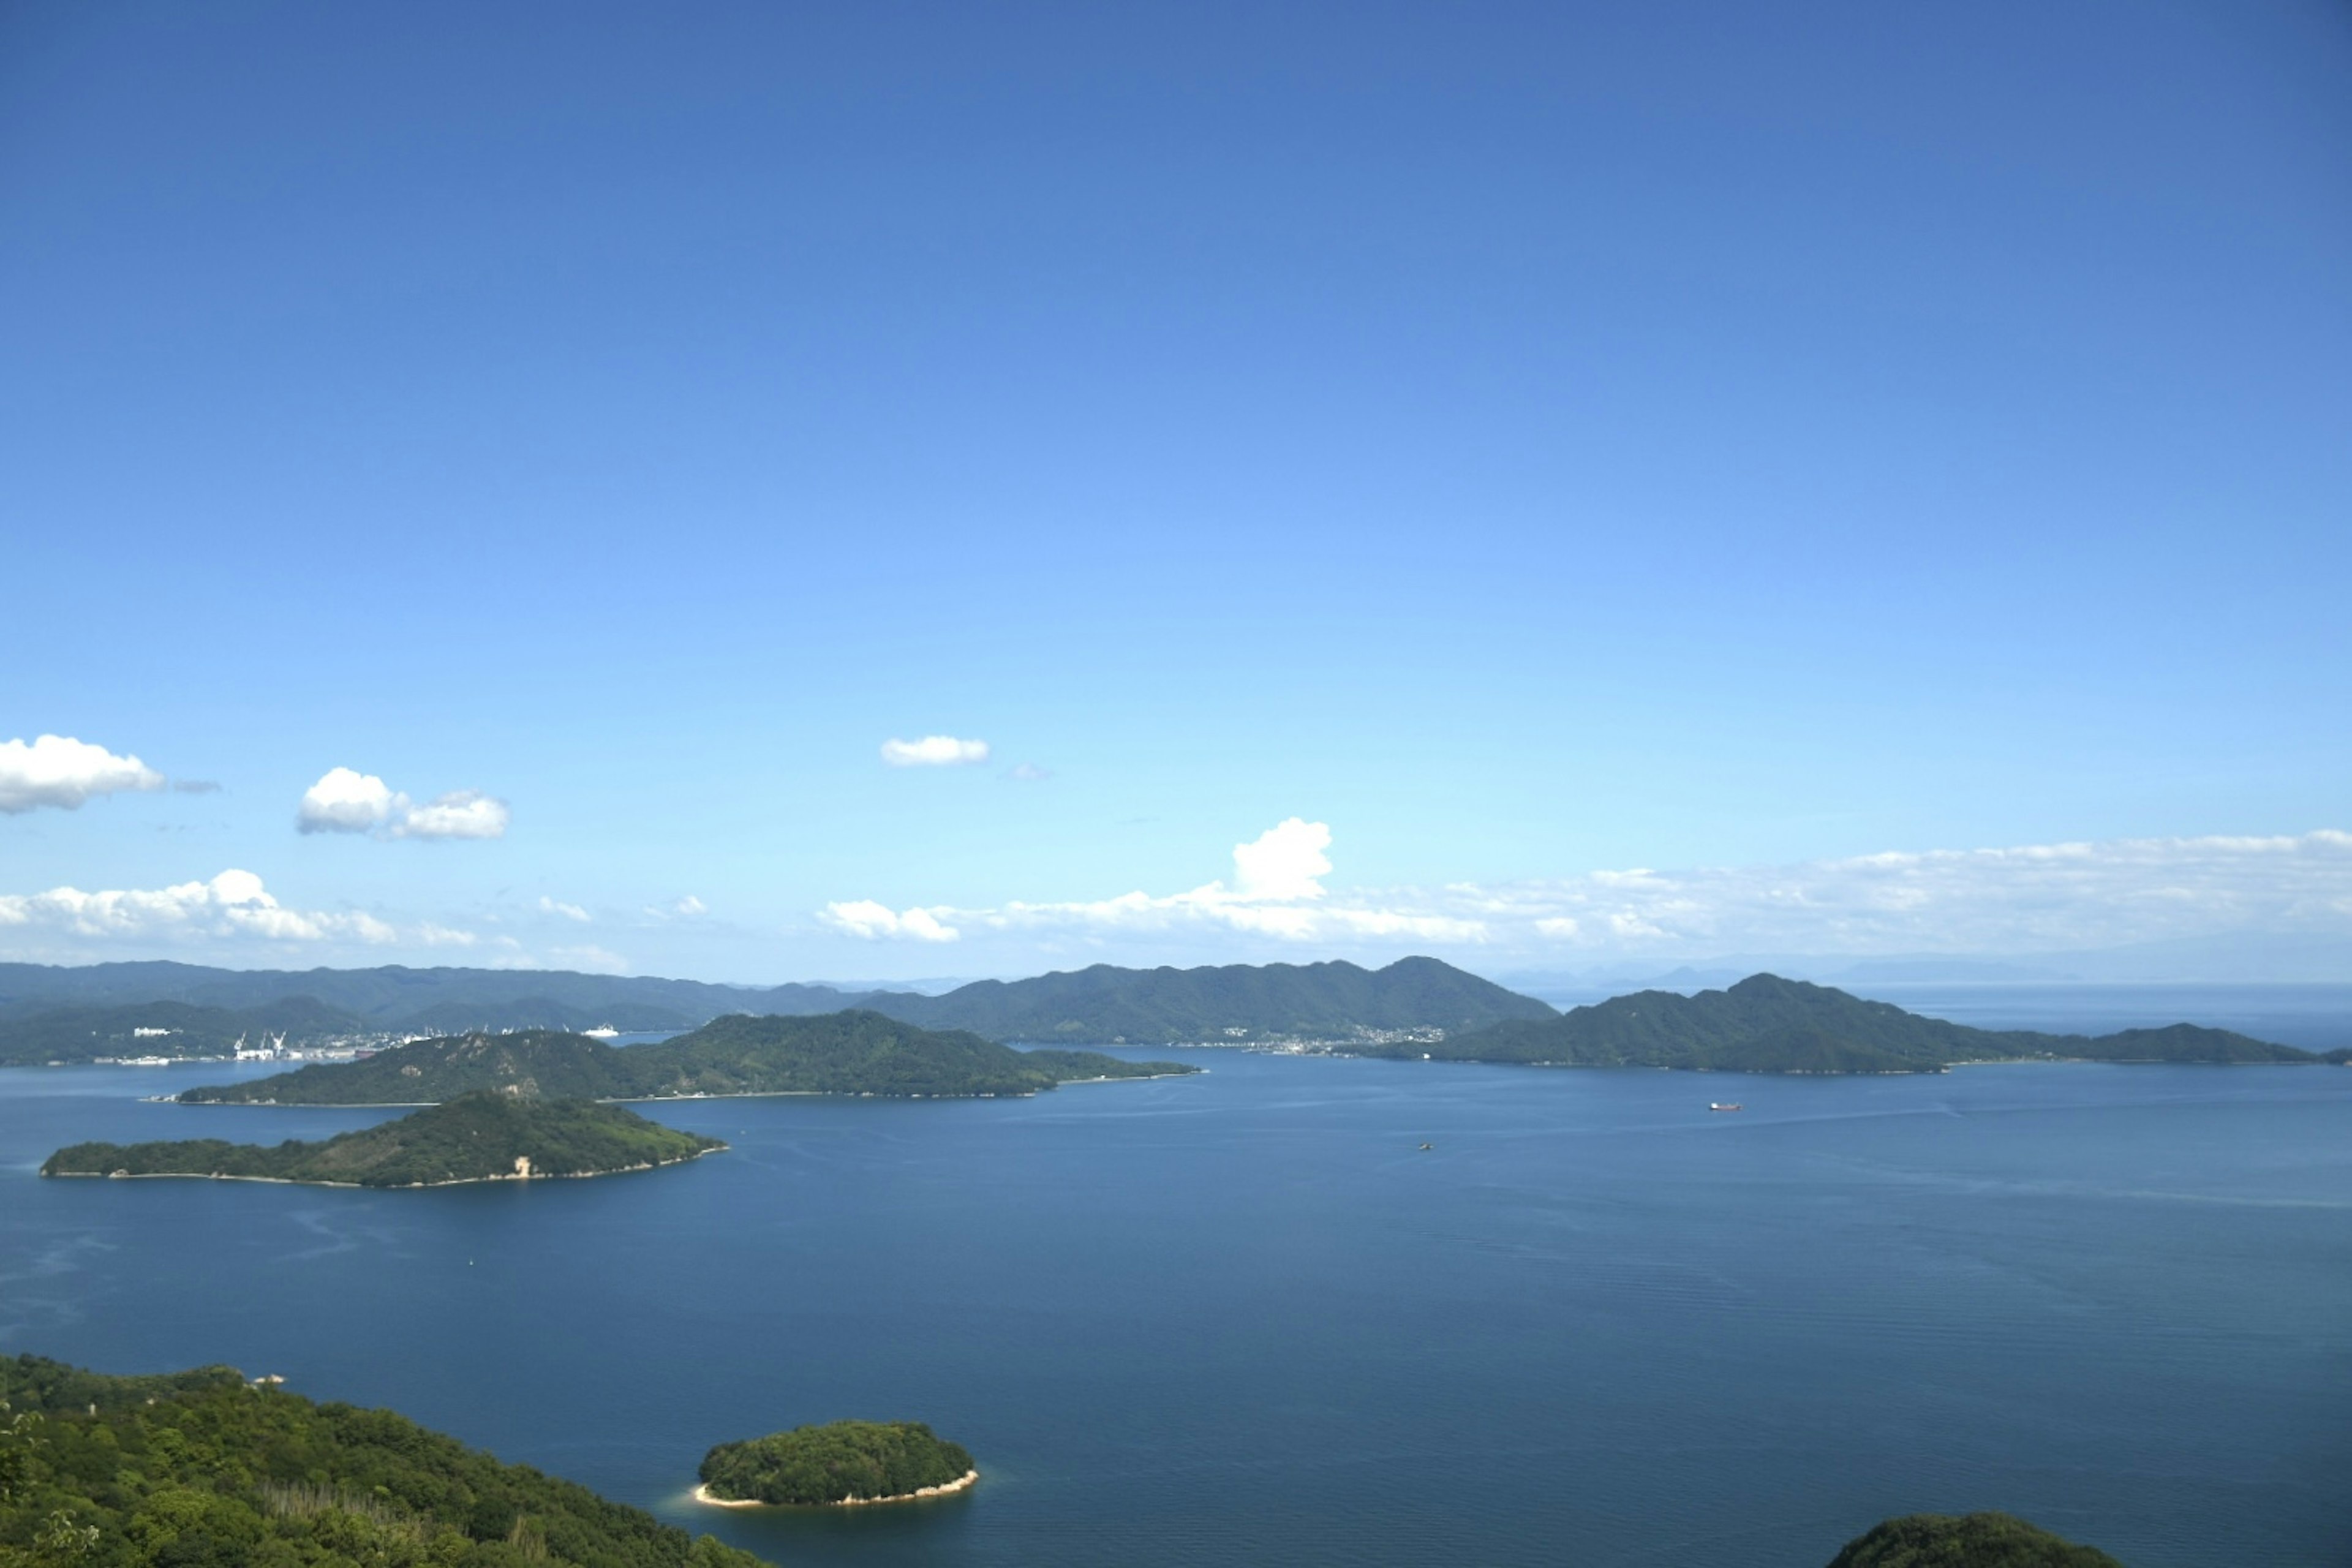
(1417, 1142), (1433, 1151)
(1708, 1102), (1743, 1112)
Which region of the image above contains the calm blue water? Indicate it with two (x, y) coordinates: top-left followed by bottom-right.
(2, 1050), (2346, 1568)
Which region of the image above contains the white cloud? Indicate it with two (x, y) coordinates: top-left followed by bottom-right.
(881, 736), (990, 767)
(815, 824), (2352, 960)
(1232, 818), (1332, 900)
(641, 894), (707, 921)
(538, 896), (591, 922)
(298, 767), (399, 834)
(392, 790), (510, 840)
(0, 869), (403, 945)
(296, 769), (509, 840)
(0, 735), (165, 813)
(821, 899), (962, 942)
(1003, 762), (1053, 782)
(820, 818), (1482, 946)
(1480, 830), (2352, 956)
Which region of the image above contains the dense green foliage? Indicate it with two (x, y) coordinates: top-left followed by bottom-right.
(0, 1000), (368, 1067)
(0, 1354), (764, 1568)
(1826, 1511), (2124, 1567)
(697, 1423), (972, 1506)
(1362, 973), (2315, 1073)
(43, 1094), (722, 1186)
(177, 1014), (1195, 1107)
(858, 956), (1556, 1042)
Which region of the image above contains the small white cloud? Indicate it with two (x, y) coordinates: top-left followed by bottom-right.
(297, 767), (399, 834)
(0, 735), (165, 813)
(391, 790), (510, 840)
(538, 896), (590, 923)
(881, 736), (990, 767)
(641, 894), (707, 921)
(415, 923), (479, 947)
(821, 899), (961, 942)
(296, 769), (508, 840)
(1003, 763), (1052, 782)
(1231, 818), (1332, 901)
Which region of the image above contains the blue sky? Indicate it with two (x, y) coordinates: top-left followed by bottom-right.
(4, 1), (2348, 981)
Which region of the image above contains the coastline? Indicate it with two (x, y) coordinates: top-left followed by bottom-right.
(40, 1145), (725, 1188)
(693, 1469), (978, 1509)
(170, 1075), (1197, 1109)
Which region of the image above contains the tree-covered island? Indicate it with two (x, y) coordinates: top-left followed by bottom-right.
(695, 1422), (976, 1507)
(175, 1010), (1197, 1106)
(41, 1092), (723, 1187)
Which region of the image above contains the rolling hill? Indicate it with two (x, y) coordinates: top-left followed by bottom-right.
(1359, 973), (2316, 1072)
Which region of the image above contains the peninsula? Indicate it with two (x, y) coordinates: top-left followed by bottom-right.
(1353, 973), (2317, 1074)
(175, 1010), (1197, 1106)
(696, 1421), (976, 1507)
(41, 1092), (723, 1186)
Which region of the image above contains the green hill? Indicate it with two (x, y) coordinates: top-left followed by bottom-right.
(176, 1011), (1197, 1106)
(1827, 1511), (2124, 1567)
(42, 1093), (724, 1186)
(0, 1354), (764, 1566)
(1362, 973), (2313, 1073)
(858, 956), (1555, 1042)
(698, 1421), (974, 1506)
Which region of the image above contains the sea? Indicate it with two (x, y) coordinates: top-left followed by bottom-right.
(2, 985), (2346, 1568)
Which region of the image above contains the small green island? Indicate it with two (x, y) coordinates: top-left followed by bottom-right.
(695, 1422), (976, 1507)
(1828, 1510), (2124, 1567)
(40, 1091), (725, 1188)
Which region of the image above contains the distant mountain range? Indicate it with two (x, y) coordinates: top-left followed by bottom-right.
(1357, 973), (2318, 1072)
(0, 956), (1553, 1058)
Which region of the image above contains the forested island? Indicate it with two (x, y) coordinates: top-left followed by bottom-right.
(42, 1093), (723, 1186)
(174, 1011), (1196, 1106)
(696, 1422), (976, 1507)
(1828, 1511), (2123, 1567)
(1354, 973), (2320, 1074)
(0, 1354), (762, 1566)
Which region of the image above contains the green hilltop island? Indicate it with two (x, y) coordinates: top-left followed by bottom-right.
(41, 1092), (723, 1187)
(0, 1354), (2127, 1567)
(1351, 973), (2320, 1074)
(695, 1422), (977, 1508)
(173, 1011), (1197, 1107)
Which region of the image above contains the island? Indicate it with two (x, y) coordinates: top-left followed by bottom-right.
(40, 1092), (724, 1187)
(0, 1353), (766, 1566)
(1828, 1510), (2123, 1567)
(175, 1010), (1198, 1107)
(696, 1421), (976, 1507)
(1352, 973), (2320, 1074)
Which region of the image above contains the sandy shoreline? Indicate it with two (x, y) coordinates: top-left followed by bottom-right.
(693, 1469), (978, 1509)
